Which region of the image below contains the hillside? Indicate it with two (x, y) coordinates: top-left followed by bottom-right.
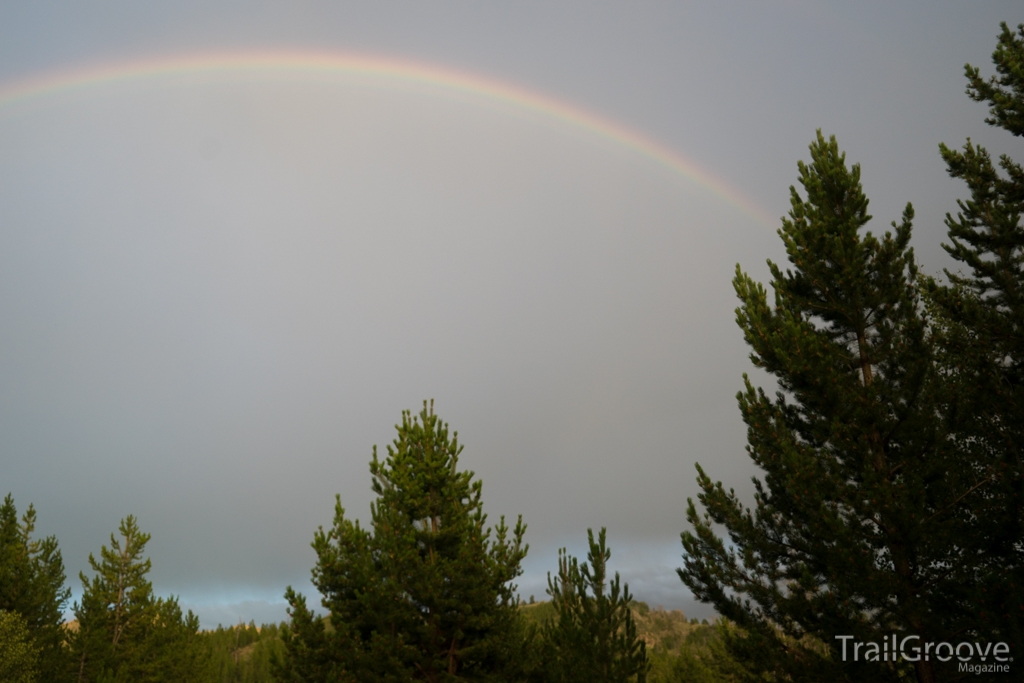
(519, 600), (704, 651)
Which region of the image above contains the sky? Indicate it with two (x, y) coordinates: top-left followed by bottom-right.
(1, 2), (1021, 627)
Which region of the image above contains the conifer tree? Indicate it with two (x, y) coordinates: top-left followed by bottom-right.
(280, 401), (528, 683)
(930, 21), (1024, 656)
(0, 494), (71, 682)
(541, 528), (648, 683)
(679, 133), (979, 683)
(71, 515), (155, 682)
(70, 515), (204, 683)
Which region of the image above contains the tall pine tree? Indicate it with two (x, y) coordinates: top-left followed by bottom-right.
(930, 21), (1024, 657)
(280, 401), (528, 683)
(69, 515), (204, 683)
(541, 528), (648, 683)
(0, 494), (71, 682)
(679, 133), (980, 683)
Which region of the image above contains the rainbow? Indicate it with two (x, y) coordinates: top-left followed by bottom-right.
(0, 51), (771, 226)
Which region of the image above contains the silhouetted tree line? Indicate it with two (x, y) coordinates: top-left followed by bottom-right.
(2, 21), (1022, 683)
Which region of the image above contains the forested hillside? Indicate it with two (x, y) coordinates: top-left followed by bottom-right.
(200, 622), (285, 683)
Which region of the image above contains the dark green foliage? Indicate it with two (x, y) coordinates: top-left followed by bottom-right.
(69, 515), (206, 683)
(541, 529), (648, 683)
(280, 401), (529, 682)
(647, 622), (743, 683)
(0, 494), (71, 682)
(199, 621), (285, 683)
(0, 609), (39, 683)
(679, 132), (984, 682)
(524, 600), (740, 682)
(931, 22), (1024, 657)
(962, 22), (1024, 136)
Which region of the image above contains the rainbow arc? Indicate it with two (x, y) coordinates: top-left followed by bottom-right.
(0, 51), (771, 226)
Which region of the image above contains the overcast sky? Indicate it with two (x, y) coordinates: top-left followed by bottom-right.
(1, 2), (1020, 627)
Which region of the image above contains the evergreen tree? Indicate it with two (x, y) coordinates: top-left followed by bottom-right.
(679, 133), (980, 682)
(0, 494), (71, 682)
(280, 401), (528, 683)
(69, 515), (204, 683)
(930, 21), (1024, 656)
(541, 528), (648, 683)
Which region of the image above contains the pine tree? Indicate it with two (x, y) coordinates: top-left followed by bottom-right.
(541, 528), (648, 683)
(280, 401), (529, 683)
(0, 494), (71, 682)
(71, 515), (155, 682)
(679, 133), (980, 683)
(69, 515), (204, 683)
(930, 21), (1024, 656)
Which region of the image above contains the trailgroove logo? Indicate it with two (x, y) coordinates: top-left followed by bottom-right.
(834, 635), (1011, 674)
